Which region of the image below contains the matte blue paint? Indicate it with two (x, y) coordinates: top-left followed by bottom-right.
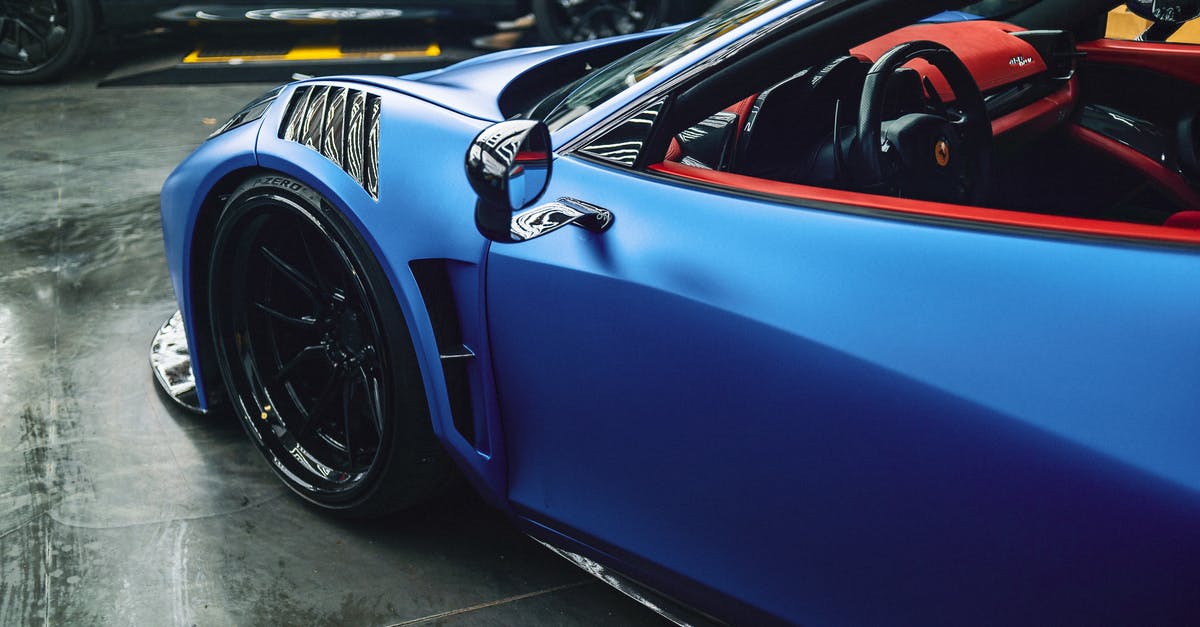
(487, 155), (1200, 623)
(159, 1), (1200, 622)
(159, 122), (259, 410)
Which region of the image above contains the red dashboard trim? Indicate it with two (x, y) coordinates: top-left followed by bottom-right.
(851, 21), (1045, 100)
(1077, 39), (1200, 85)
(1066, 125), (1200, 212)
(648, 160), (1200, 244)
(991, 78), (1076, 137)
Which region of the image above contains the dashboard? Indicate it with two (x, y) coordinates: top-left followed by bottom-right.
(655, 18), (1200, 216)
(668, 21), (1081, 182)
(848, 21), (1080, 143)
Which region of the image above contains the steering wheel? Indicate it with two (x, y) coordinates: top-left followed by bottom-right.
(855, 41), (993, 205)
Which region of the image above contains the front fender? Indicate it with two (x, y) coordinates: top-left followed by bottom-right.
(160, 122), (259, 412)
(252, 82), (508, 505)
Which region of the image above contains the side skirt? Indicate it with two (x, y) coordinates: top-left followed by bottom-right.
(531, 538), (724, 627)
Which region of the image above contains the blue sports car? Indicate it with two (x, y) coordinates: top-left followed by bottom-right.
(154, 0), (1200, 623)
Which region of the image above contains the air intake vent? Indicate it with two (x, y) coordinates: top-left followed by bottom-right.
(280, 85), (381, 198)
(1012, 30), (1078, 81)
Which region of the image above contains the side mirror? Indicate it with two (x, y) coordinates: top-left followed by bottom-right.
(465, 120), (553, 242)
(1126, 0), (1200, 25)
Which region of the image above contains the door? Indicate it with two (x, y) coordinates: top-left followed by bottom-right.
(484, 148), (1200, 621)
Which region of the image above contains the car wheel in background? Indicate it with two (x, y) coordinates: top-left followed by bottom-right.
(533, 0), (674, 43)
(0, 0), (93, 83)
(207, 174), (452, 517)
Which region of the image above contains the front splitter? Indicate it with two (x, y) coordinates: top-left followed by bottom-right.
(150, 310), (205, 413)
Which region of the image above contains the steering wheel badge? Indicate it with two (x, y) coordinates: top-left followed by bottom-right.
(935, 138), (951, 167)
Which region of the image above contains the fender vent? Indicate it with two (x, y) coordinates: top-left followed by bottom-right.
(280, 85), (381, 198)
(409, 259), (480, 450)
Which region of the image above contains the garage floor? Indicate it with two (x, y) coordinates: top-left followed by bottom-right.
(0, 70), (667, 625)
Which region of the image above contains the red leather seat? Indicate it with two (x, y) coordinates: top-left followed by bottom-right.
(1164, 211), (1200, 229)
(664, 94), (758, 164)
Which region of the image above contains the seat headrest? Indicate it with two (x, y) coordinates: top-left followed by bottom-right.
(1164, 211), (1200, 229)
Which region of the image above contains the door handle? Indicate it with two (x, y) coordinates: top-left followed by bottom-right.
(509, 197), (614, 242)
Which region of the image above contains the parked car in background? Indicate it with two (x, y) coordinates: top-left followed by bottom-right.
(0, 0), (710, 83)
(151, 0), (1200, 622)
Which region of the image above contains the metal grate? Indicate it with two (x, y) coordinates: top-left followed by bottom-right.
(280, 85), (381, 198)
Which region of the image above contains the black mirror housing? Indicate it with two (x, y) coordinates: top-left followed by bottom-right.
(465, 120), (552, 242)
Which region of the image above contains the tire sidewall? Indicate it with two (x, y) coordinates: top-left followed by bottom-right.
(207, 173), (437, 515)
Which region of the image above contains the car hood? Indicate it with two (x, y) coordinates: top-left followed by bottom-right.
(338, 27), (676, 122)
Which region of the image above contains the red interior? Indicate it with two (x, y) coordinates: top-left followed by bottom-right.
(1166, 211), (1200, 229)
(651, 22), (1200, 244)
(664, 93), (757, 163)
(1078, 39), (1200, 85)
(850, 21), (1045, 100)
(725, 94), (758, 144)
(1065, 124), (1200, 212)
(669, 21), (1072, 155)
(649, 160), (1200, 243)
(991, 78), (1076, 137)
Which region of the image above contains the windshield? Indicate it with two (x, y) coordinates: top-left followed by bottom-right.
(534, 0), (1046, 130)
(539, 0), (792, 131)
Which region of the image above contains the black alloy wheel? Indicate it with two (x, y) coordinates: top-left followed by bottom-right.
(0, 0), (93, 83)
(533, 0), (674, 43)
(208, 174), (451, 516)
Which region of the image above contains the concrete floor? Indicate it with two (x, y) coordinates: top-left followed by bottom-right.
(0, 70), (667, 625)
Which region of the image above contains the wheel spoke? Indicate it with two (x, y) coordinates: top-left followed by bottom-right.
(0, 20), (28, 66)
(254, 301), (318, 327)
(15, 19), (47, 47)
(358, 365), (384, 438)
(341, 377), (355, 469)
(12, 19), (47, 63)
(272, 344), (323, 384)
(295, 370), (343, 440)
(299, 230), (336, 297)
(259, 245), (321, 301)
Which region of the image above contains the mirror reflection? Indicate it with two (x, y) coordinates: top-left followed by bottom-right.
(465, 120), (552, 213)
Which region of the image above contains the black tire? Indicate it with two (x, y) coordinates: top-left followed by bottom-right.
(0, 0), (94, 84)
(533, 0), (674, 43)
(207, 173), (452, 517)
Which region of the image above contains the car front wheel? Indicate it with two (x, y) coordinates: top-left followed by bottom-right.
(207, 174), (452, 516)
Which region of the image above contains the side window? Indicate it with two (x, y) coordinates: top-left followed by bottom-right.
(1105, 4), (1200, 43)
(578, 95), (756, 171)
(578, 99), (666, 167)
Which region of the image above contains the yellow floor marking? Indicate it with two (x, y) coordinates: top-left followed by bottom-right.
(182, 43), (441, 64)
